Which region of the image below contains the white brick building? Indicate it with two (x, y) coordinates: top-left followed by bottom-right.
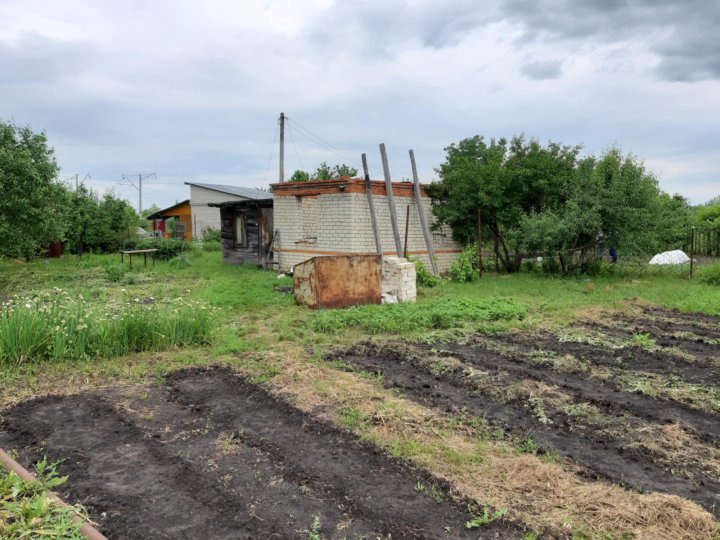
(185, 182), (270, 239)
(270, 178), (462, 273)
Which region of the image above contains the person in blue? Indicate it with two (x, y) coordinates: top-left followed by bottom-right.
(609, 247), (618, 263)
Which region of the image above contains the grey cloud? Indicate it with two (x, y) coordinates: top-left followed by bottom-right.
(521, 59), (562, 79)
(0, 33), (97, 84)
(501, 0), (720, 81)
(304, 1), (495, 57)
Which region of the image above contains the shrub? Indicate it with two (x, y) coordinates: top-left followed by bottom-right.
(202, 228), (221, 242)
(134, 238), (186, 260)
(105, 263), (125, 282)
(410, 258), (441, 288)
(450, 244), (479, 283)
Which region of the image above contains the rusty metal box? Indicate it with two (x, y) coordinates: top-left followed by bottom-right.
(293, 255), (381, 309)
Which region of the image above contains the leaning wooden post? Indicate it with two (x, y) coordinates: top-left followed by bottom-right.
(409, 149), (439, 275)
(477, 207), (483, 278)
(379, 143), (403, 257)
(361, 153), (383, 259)
(403, 204), (410, 258)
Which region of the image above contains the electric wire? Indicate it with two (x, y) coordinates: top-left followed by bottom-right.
(263, 120), (279, 183)
(287, 120), (305, 171)
(286, 117), (362, 169)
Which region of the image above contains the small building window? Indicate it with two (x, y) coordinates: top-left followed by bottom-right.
(234, 213), (247, 247)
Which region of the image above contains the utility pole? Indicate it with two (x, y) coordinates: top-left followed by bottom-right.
(279, 112), (285, 182)
(121, 172), (156, 214)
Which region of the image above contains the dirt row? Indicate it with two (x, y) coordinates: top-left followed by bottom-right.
(0, 367), (524, 539)
(338, 338), (720, 516)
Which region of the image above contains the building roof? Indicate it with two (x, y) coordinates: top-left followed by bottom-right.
(184, 182), (271, 200)
(209, 198), (274, 208)
(146, 199), (190, 220)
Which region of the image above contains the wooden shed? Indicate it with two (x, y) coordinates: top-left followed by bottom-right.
(211, 198), (275, 267)
(146, 200), (193, 240)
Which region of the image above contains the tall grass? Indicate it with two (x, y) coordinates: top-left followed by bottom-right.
(0, 290), (215, 365)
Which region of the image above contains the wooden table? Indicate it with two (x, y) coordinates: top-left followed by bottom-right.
(120, 249), (158, 269)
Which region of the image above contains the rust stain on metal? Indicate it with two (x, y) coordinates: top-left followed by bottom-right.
(293, 255), (381, 309)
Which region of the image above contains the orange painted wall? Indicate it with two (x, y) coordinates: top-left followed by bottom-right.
(160, 201), (193, 240)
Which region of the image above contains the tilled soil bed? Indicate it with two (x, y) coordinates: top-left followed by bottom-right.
(336, 308), (720, 518)
(0, 367), (524, 539)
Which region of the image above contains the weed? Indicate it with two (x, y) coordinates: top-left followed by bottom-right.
(629, 332), (658, 351)
(307, 515), (321, 540)
(465, 503), (508, 529)
(514, 436), (538, 454)
(105, 263), (125, 282)
(0, 457), (85, 539)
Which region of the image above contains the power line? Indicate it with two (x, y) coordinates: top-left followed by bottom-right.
(287, 120), (304, 171)
(120, 172), (156, 214)
(286, 117), (361, 169)
(263, 120), (279, 184)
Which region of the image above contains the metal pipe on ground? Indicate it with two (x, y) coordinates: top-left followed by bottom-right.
(0, 447), (108, 540)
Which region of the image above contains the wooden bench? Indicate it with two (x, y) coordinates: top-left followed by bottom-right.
(120, 249), (158, 269)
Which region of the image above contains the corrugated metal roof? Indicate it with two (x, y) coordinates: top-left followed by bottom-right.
(185, 182), (272, 200)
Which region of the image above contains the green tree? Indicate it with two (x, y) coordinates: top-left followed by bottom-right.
(289, 170), (310, 182)
(311, 162), (358, 180)
(0, 120), (66, 259)
(429, 134), (688, 274)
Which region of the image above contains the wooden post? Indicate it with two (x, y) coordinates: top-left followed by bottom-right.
(379, 143), (403, 257)
(477, 207), (483, 277)
(403, 204), (410, 258)
(409, 149), (439, 275)
(279, 112), (285, 182)
(690, 226), (695, 279)
(362, 154), (383, 258)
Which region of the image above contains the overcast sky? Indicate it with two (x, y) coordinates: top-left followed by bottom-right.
(2, 0), (719, 211)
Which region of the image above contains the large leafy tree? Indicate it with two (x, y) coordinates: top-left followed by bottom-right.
(0, 120), (67, 259)
(429, 135), (689, 273)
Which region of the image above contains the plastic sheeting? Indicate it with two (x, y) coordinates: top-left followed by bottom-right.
(649, 249), (691, 265)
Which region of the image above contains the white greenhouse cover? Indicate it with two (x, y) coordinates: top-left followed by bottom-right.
(648, 249), (691, 265)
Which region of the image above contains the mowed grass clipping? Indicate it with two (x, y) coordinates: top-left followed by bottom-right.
(313, 297), (526, 334)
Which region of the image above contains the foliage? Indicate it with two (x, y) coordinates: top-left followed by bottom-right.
(134, 238), (186, 260)
(0, 457), (85, 539)
(141, 204), (162, 219)
(312, 162), (358, 180)
(312, 297), (526, 335)
(0, 289), (215, 365)
(465, 503), (508, 529)
(168, 253), (191, 268)
(428, 135), (691, 274)
(410, 258), (441, 287)
(201, 240), (222, 252)
(0, 120), (66, 259)
(65, 186), (140, 254)
(450, 244), (480, 282)
(289, 170), (310, 182)
(202, 228), (221, 242)
(105, 263), (126, 282)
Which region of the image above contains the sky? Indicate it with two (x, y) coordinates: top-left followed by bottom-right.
(1, 0), (719, 212)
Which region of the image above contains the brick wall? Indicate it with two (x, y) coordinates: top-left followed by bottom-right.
(273, 179), (462, 273)
(382, 257), (417, 303)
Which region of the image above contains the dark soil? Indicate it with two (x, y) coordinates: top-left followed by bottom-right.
(460, 336), (720, 444)
(0, 367), (523, 539)
(337, 340), (720, 516)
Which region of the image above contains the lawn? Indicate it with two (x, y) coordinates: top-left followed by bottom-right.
(1, 250), (719, 538)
